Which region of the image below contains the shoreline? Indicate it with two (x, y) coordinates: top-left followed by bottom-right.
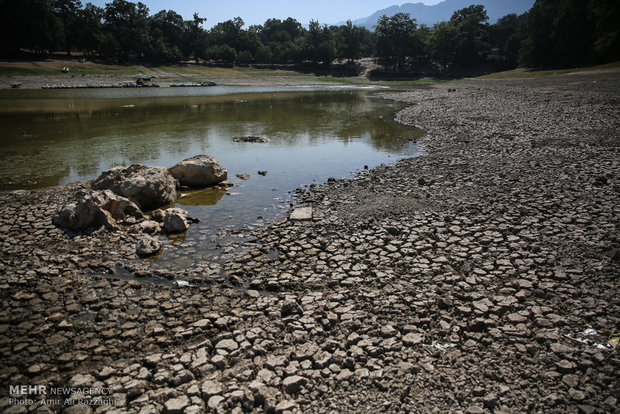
(0, 70), (618, 413)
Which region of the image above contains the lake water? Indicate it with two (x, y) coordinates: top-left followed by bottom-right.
(0, 86), (424, 268)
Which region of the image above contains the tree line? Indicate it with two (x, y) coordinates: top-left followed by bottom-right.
(0, 0), (618, 72)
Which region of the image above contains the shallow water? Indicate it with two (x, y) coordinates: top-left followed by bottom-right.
(0, 86), (424, 267)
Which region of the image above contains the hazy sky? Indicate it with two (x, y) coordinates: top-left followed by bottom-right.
(88, 0), (444, 28)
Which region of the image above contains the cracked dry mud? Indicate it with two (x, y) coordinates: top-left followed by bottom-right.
(0, 69), (619, 413)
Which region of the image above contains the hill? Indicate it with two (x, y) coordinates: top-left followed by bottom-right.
(346, 0), (535, 29)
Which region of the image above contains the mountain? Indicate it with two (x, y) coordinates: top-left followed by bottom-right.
(344, 0), (535, 30)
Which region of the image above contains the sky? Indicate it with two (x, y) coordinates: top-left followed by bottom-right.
(87, 0), (444, 28)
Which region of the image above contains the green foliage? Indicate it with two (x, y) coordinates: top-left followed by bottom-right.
(375, 13), (420, 70)
(519, 0), (619, 68)
(206, 44), (237, 64)
(2, 0), (617, 74)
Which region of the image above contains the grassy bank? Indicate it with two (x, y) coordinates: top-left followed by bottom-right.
(478, 61), (620, 79)
(0, 60), (307, 78)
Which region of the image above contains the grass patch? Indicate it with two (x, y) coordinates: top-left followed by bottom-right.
(314, 75), (453, 86)
(479, 61), (620, 79)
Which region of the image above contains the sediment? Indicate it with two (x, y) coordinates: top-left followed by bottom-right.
(0, 70), (618, 413)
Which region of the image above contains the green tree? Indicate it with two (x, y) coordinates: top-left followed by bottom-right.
(590, 0), (620, 62)
(488, 13), (523, 68)
(76, 3), (104, 56)
(449, 5), (490, 68)
(147, 10), (185, 62)
(430, 21), (458, 70)
(184, 13), (207, 63)
(303, 20), (335, 65)
(206, 44), (237, 64)
(375, 13), (419, 70)
(103, 0), (150, 59)
(51, 0), (83, 55)
(336, 20), (367, 62)
(0, 0), (62, 55)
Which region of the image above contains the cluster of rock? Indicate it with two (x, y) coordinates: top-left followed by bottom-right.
(52, 155), (227, 256)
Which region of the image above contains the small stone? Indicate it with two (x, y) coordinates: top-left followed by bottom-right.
(568, 388), (586, 401)
(68, 373), (95, 388)
(136, 236), (162, 257)
(207, 395), (226, 411)
(163, 395), (190, 414)
(275, 400), (297, 413)
(555, 360), (576, 374)
(202, 380), (225, 400)
(282, 375), (306, 394)
(402, 333), (424, 346)
(290, 207), (312, 221)
(215, 338), (238, 352)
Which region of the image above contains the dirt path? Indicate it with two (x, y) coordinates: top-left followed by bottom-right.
(0, 70), (618, 413)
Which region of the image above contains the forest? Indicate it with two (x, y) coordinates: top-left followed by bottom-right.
(0, 0), (618, 74)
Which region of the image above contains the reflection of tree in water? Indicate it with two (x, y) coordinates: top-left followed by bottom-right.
(0, 90), (423, 190)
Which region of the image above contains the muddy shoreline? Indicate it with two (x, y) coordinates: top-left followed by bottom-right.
(1, 70), (619, 413)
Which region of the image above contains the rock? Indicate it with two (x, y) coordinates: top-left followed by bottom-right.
(275, 400), (297, 413)
(92, 164), (177, 210)
(136, 236), (162, 257)
(258, 170), (268, 176)
(207, 395), (226, 411)
(215, 338), (239, 352)
(164, 394), (190, 414)
(466, 406), (485, 414)
(68, 373), (95, 387)
(290, 207), (312, 221)
(555, 360), (576, 374)
(235, 173), (251, 180)
(403, 333), (424, 346)
(233, 136), (270, 143)
(163, 208), (190, 234)
(281, 301), (303, 317)
(202, 380), (225, 400)
(282, 375), (306, 394)
(131, 220), (161, 234)
(53, 189), (143, 231)
(169, 155), (227, 187)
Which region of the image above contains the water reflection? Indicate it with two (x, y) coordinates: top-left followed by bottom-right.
(176, 188), (227, 207)
(0, 90), (423, 190)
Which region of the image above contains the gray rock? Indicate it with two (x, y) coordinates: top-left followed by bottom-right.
(163, 208), (190, 234)
(402, 332), (424, 346)
(136, 236), (162, 257)
(53, 189), (142, 231)
(214, 338), (239, 352)
(68, 373), (95, 387)
(290, 207), (312, 221)
(131, 220), (161, 234)
(275, 400), (297, 413)
(202, 380), (225, 399)
(163, 394), (190, 414)
(282, 375), (306, 394)
(92, 164), (176, 210)
(169, 155), (227, 187)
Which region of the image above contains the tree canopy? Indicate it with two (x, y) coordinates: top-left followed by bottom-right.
(0, 0), (618, 72)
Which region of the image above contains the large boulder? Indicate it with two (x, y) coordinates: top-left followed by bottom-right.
(169, 155), (227, 188)
(92, 164), (177, 210)
(53, 190), (142, 231)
